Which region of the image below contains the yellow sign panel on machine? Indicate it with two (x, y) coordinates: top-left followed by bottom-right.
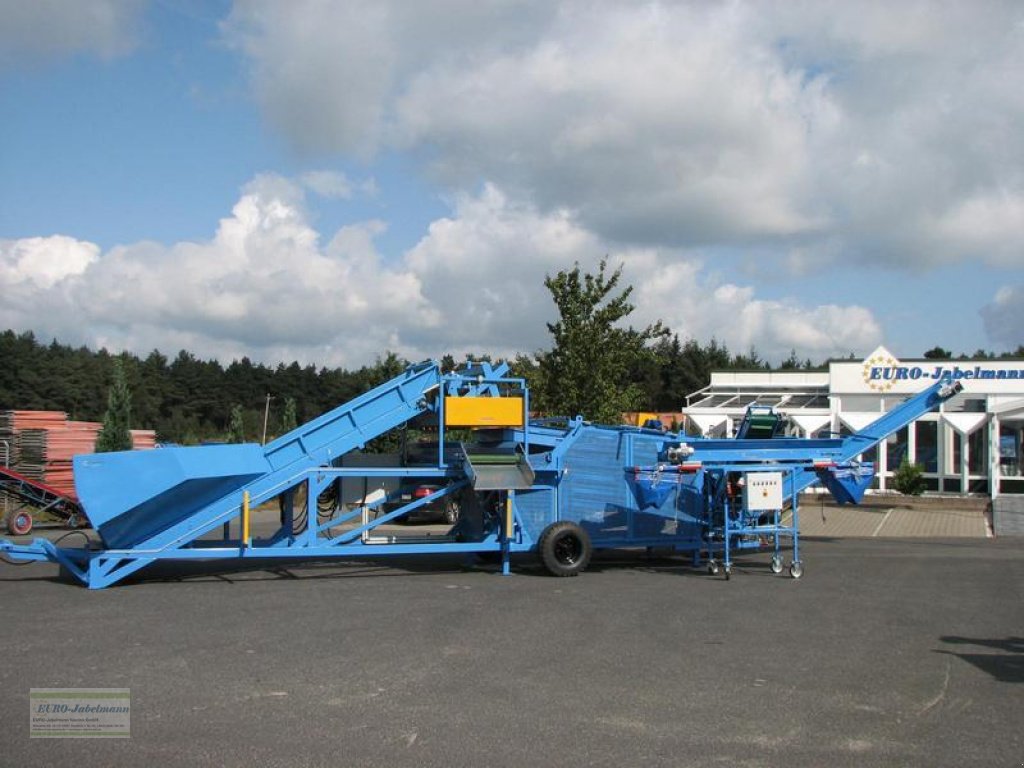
(444, 397), (524, 427)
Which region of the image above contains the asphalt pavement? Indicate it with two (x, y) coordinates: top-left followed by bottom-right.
(1, 537), (1021, 767)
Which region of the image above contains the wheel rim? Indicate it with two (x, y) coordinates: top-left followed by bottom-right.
(553, 534), (581, 565)
(13, 512), (31, 533)
(445, 501), (459, 525)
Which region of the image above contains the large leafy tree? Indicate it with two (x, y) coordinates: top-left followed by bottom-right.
(96, 357), (133, 452)
(537, 259), (667, 424)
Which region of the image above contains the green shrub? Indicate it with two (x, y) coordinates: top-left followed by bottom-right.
(892, 459), (926, 496)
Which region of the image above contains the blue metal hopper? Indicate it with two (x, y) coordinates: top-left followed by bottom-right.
(626, 466), (680, 510)
(817, 463), (875, 505)
(73, 445), (270, 549)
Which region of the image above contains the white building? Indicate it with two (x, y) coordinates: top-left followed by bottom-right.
(682, 346), (1024, 498)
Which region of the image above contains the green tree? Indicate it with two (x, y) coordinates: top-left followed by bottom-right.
(923, 346), (952, 359)
(537, 259), (667, 424)
(226, 404), (246, 443)
(280, 396), (298, 435)
(96, 358), (133, 452)
(731, 345), (768, 370)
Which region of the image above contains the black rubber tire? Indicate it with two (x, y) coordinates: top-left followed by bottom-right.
(538, 521), (592, 577)
(7, 509), (33, 536)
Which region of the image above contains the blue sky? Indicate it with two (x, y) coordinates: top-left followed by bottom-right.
(1, 0), (443, 251)
(1, 0), (1022, 368)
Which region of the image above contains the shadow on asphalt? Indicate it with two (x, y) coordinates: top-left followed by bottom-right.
(1, 547), (794, 588)
(935, 635), (1024, 684)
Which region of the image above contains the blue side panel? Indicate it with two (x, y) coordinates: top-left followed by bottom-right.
(515, 486), (555, 541)
(629, 434), (661, 466)
(555, 427), (702, 544)
(561, 428), (628, 540)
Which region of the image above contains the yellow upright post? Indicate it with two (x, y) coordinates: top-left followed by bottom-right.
(505, 494), (514, 540)
(242, 491), (251, 548)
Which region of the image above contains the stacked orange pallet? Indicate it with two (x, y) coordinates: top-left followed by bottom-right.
(131, 430), (157, 450)
(41, 421), (102, 498)
(0, 411), (68, 470)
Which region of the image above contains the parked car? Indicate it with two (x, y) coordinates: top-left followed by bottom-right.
(389, 481), (461, 525)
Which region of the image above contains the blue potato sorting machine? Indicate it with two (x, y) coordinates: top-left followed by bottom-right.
(0, 361), (962, 588)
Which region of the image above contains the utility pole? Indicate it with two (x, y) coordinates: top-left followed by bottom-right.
(261, 393), (274, 445)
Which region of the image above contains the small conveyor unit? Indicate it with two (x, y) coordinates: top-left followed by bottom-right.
(0, 360), (962, 588)
(0, 466), (86, 535)
(735, 405), (783, 439)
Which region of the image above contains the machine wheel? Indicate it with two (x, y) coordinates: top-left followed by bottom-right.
(707, 560), (720, 576)
(770, 555), (783, 574)
(789, 561), (804, 580)
(538, 521), (592, 577)
(6, 509), (33, 536)
(443, 498), (461, 526)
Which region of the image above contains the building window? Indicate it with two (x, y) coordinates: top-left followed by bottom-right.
(887, 426), (909, 470)
(952, 429), (989, 476)
(999, 425), (1022, 477)
(969, 428), (987, 475)
(914, 421), (938, 473)
(840, 424), (877, 465)
(863, 445), (878, 466)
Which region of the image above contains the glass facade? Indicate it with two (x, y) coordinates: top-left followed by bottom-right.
(968, 428), (987, 475)
(914, 421), (938, 473)
(1000, 425), (1022, 477)
(887, 426), (909, 470)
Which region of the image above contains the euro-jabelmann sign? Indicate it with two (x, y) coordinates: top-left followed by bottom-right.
(849, 346), (1024, 394)
(868, 364), (1023, 382)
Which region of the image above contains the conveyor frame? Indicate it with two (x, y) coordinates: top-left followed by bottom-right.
(0, 364), (962, 587)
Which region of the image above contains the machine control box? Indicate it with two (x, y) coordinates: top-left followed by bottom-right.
(744, 471), (783, 512)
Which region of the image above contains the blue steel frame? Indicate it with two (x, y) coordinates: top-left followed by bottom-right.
(697, 463), (804, 578)
(0, 361), (536, 588)
(0, 372), (960, 588)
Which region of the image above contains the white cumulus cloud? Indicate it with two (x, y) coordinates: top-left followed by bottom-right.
(0, 176), (882, 367)
(0, 175), (438, 367)
(980, 286), (1024, 349)
(0, 235), (99, 289)
(222, 0), (1024, 272)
